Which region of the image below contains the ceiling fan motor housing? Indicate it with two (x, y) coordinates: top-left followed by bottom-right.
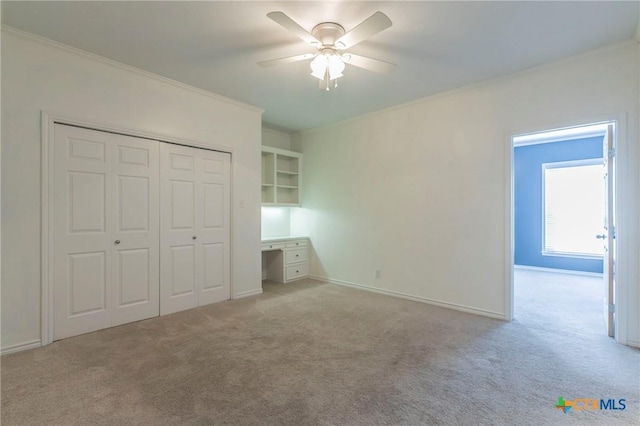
(311, 22), (346, 48)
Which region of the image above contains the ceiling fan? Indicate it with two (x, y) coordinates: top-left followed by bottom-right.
(258, 11), (396, 91)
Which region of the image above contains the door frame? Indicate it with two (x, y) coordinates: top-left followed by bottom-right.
(504, 112), (630, 345)
(41, 111), (235, 345)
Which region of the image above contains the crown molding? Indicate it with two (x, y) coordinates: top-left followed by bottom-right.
(296, 38), (638, 137)
(262, 123), (296, 135)
(2, 25), (264, 114)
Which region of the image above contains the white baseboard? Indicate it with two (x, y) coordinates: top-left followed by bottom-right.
(514, 264), (603, 278)
(309, 275), (506, 320)
(234, 288), (263, 299)
(1, 340), (42, 355)
(626, 340), (640, 348)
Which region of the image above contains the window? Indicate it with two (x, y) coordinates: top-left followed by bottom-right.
(543, 159), (604, 258)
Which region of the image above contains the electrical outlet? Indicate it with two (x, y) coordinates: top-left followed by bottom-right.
(375, 269), (381, 279)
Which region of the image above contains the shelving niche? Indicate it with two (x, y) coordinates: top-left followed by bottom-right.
(261, 146), (302, 206)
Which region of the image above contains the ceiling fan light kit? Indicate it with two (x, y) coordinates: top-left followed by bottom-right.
(259, 11), (396, 91)
(310, 52), (345, 90)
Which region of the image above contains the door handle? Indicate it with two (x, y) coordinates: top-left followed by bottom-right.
(596, 234), (607, 240)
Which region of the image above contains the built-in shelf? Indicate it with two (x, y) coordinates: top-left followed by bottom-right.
(261, 146), (302, 206)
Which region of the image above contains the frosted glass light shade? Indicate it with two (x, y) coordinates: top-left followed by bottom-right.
(310, 53), (345, 81)
(310, 55), (328, 80)
(328, 55), (345, 80)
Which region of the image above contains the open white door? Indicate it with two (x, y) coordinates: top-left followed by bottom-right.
(601, 124), (615, 337)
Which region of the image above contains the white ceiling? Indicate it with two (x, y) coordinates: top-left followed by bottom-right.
(3, 1), (639, 132)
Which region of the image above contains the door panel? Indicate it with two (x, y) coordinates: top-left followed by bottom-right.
(160, 144), (200, 314)
(170, 153), (195, 171)
(203, 183), (224, 228)
(160, 143), (231, 314)
(54, 124), (159, 339)
(203, 158), (223, 174)
(111, 135), (160, 326)
(68, 137), (106, 161)
(54, 125), (112, 340)
(170, 245), (197, 296)
(68, 251), (107, 316)
(170, 181), (196, 229)
(68, 172), (106, 233)
(197, 149), (230, 306)
(118, 145), (149, 167)
(203, 243), (224, 290)
(116, 248), (150, 306)
(117, 176), (149, 232)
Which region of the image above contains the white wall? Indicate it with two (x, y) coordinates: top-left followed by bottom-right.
(261, 207), (291, 238)
(295, 42), (640, 345)
(262, 127), (293, 151)
(1, 30), (263, 351)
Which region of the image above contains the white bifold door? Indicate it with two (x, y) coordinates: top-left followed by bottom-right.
(53, 124), (231, 341)
(53, 124), (160, 340)
(160, 143), (231, 315)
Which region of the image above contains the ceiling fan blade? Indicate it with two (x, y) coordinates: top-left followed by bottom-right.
(267, 12), (321, 46)
(336, 11), (392, 49)
(343, 54), (396, 75)
(258, 53), (316, 68)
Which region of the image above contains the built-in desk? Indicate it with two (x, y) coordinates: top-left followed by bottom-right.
(261, 236), (309, 282)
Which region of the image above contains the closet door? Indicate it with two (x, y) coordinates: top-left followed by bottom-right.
(111, 136), (160, 326)
(198, 148), (231, 306)
(160, 143), (231, 315)
(54, 125), (112, 340)
(160, 143), (199, 314)
(53, 124), (160, 340)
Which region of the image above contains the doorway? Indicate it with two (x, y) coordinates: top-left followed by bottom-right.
(509, 122), (616, 337)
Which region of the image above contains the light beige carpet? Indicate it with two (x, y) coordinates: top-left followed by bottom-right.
(514, 268), (605, 338)
(1, 278), (639, 425)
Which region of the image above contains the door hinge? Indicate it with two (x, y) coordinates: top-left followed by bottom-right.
(608, 303), (615, 313)
(608, 147), (616, 158)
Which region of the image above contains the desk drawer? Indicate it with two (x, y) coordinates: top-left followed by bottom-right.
(286, 263), (309, 281)
(285, 247), (308, 264)
(262, 242), (285, 251)
(285, 240), (308, 248)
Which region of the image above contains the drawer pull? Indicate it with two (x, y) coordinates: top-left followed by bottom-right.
(296, 270), (299, 273)
(269, 245), (273, 248)
(295, 254), (299, 257)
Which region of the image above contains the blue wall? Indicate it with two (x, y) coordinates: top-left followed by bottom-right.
(514, 137), (603, 273)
